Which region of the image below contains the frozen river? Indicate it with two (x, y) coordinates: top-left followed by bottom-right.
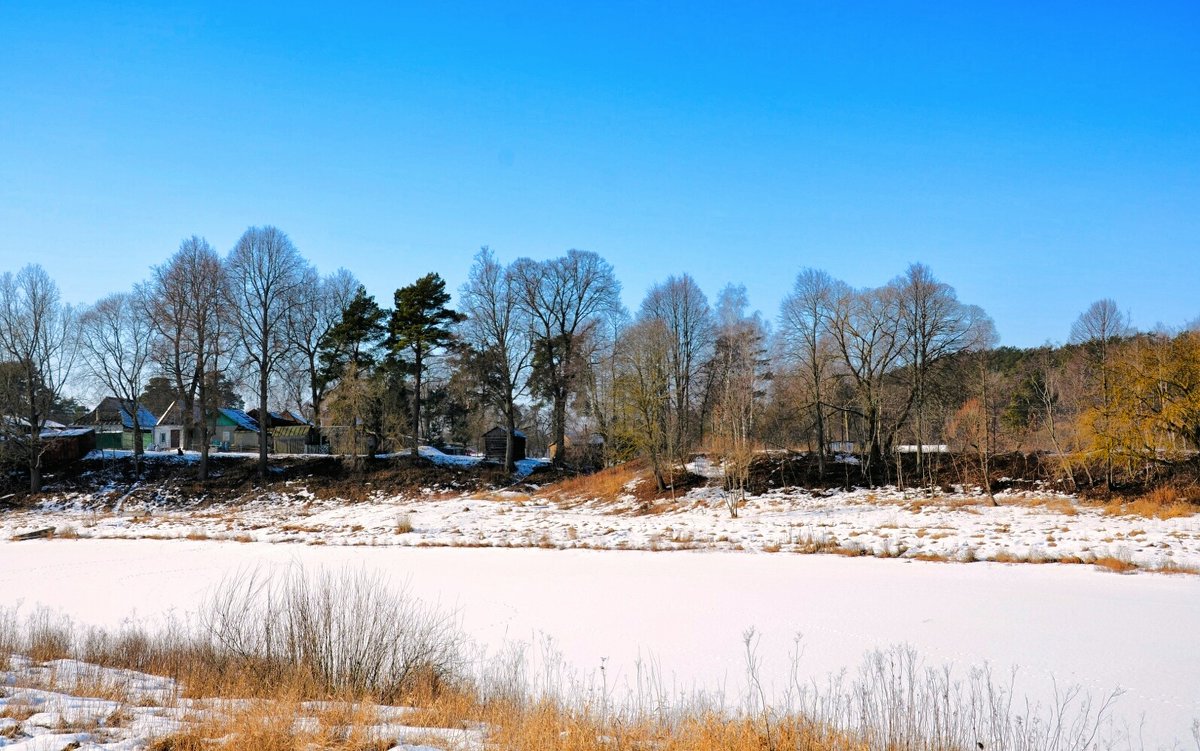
(1, 539), (1197, 746)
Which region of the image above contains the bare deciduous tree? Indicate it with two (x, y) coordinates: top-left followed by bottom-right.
(287, 267), (357, 432)
(639, 273), (713, 463)
(512, 250), (622, 466)
(460, 248), (534, 472)
(1070, 298), (1131, 489)
(146, 236), (226, 479)
(779, 268), (838, 475)
(894, 263), (988, 486)
(827, 283), (907, 475)
(0, 265), (78, 492)
(615, 318), (673, 490)
(225, 226), (309, 479)
(707, 285), (769, 517)
(80, 291), (155, 473)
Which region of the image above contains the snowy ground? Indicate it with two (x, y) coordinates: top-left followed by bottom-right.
(0, 655), (476, 750)
(0, 540), (1198, 747)
(6, 469), (1200, 573)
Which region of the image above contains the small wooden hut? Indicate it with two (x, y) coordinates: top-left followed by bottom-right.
(482, 427), (526, 463)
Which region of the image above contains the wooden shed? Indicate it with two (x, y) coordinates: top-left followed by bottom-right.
(483, 427), (526, 463)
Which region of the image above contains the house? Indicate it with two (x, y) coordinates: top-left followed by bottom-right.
(154, 400), (205, 450)
(81, 397), (157, 450)
(0, 421), (93, 468)
(247, 409), (314, 453)
(482, 427), (526, 463)
(214, 408), (260, 451)
(248, 408), (310, 428)
(547, 432), (603, 463)
(41, 428), (96, 467)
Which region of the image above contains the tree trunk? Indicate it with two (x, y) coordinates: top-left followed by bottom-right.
(181, 398), (195, 452)
(552, 386), (567, 467)
(26, 385), (41, 493)
(132, 412), (143, 476)
(258, 371), (269, 479)
(198, 377), (210, 482)
(504, 407), (517, 474)
(410, 350), (422, 458)
(309, 354), (323, 437)
(813, 365), (826, 478)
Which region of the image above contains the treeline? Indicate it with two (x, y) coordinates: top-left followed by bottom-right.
(1, 226), (1196, 496)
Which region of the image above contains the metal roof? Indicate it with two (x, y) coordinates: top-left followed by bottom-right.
(218, 408), (260, 432)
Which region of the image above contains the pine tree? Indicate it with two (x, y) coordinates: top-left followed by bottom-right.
(388, 274), (464, 456)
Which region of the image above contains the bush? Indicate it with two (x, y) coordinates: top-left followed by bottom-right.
(200, 566), (465, 701)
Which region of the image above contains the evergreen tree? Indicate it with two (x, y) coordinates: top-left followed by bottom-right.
(139, 375), (177, 418)
(387, 273), (464, 456)
(320, 286), (387, 382)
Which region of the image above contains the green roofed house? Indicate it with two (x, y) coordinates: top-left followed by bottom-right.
(214, 408), (260, 452)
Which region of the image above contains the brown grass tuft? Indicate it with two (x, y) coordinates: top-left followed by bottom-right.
(1093, 555), (1138, 574)
(537, 463), (643, 503)
(1104, 487), (1198, 520)
(395, 513), (414, 534)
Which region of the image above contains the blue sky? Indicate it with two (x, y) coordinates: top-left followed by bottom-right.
(1, 1), (1197, 347)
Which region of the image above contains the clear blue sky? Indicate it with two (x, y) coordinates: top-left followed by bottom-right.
(1, 2), (1197, 347)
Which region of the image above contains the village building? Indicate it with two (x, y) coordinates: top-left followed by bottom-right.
(482, 426), (527, 463)
(214, 408), (260, 451)
(80, 397), (157, 450)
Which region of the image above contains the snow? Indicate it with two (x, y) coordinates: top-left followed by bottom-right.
(11, 482), (1200, 573)
(0, 656), (478, 750)
(0, 539), (1197, 747)
(415, 446), (549, 477)
(417, 445), (482, 467)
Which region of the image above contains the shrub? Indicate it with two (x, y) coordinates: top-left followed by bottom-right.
(199, 566), (465, 701)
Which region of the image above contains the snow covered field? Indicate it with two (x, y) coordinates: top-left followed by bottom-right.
(1, 539), (1198, 747)
(6, 477), (1200, 572)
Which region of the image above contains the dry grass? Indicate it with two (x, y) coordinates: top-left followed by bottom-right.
(148, 694), (393, 751)
(480, 700), (858, 751)
(537, 463), (643, 504)
(395, 513), (413, 534)
(1041, 497), (1079, 516)
(1103, 487), (1198, 520)
(1093, 555), (1139, 574)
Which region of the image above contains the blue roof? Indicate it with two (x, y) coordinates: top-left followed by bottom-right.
(219, 408), (260, 432)
(119, 405), (158, 430)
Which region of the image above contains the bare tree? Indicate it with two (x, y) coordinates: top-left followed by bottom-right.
(460, 248), (534, 472)
(287, 267), (357, 432)
(225, 226), (308, 479)
(945, 310), (999, 503)
(80, 291), (155, 473)
(894, 263), (987, 487)
(707, 287), (768, 517)
(0, 265), (78, 492)
(615, 318), (673, 490)
(1070, 298), (1131, 489)
(146, 236), (226, 479)
(778, 268), (838, 475)
(639, 274), (713, 462)
(827, 283), (907, 475)
(512, 250), (622, 466)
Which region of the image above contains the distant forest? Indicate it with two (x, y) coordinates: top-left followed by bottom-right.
(3, 226), (1197, 497)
